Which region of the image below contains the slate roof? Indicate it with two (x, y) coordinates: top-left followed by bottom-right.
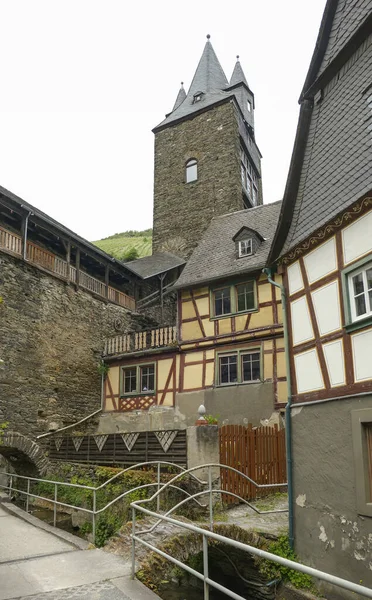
(174, 201), (282, 289)
(125, 252), (186, 280)
(154, 38), (252, 133)
(229, 58), (249, 88)
(270, 0), (372, 260)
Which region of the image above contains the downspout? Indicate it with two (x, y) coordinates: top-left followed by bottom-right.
(262, 267), (294, 550)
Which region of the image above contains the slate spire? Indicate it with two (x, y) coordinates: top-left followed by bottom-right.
(187, 34), (228, 97)
(172, 82), (186, 111)
(229, 55), (248, 87)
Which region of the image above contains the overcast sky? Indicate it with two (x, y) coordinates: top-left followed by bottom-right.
(0, 0), (326, 242)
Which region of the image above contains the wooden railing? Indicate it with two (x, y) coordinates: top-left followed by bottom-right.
(0, 225), (135, 311)
(104, 326), (177, 356)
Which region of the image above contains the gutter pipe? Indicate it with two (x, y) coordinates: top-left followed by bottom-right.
(262, 267), (294, 550)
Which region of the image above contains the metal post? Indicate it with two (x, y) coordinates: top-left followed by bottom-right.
(157, 462), (161, 513)
(203, 534), (209, 600)
(9, 475), (13, 499)
(53, 484), (57, 527)
(208, 466), (213, 531)
(93, 489), (96, 545)
(131, 506), (136, 580)
(26, 479), (30, 513)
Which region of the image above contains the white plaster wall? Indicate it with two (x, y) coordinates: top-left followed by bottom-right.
(311, 280), (342, 336)
(342, 211), (372, 265)
(322, 339), (345, 386)
(352, 329), (372, 382)
(287, 261), (304, 295)
(291, 297), (314, 346)
(304, 238), (337, 284)
(295, 349), (324, 393)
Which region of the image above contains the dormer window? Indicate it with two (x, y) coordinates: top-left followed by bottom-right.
(193, 91), (204, 104)
(186, 159), (198, 183)
(239, 239), (252, 257)
(247, 100), (252, 112)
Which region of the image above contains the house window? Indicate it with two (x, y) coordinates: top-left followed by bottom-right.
(193, 92), (203, 103)
(218, 349), (261, 386)
(212, 281), (256, 318)
(238, 239), (252, 257)
(236, 282), (255, 312)
(186, 159), (198, 183)
(247, 100), (251, 112)
(214, 287), (231, 316)
(348, 263), (372, 321)
(352, 408), (372, 517)
(240, 147), (258, 206)
(121, 363), (155, 396)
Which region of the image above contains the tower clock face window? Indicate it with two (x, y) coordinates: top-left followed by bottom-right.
(186, 159), (198, 183)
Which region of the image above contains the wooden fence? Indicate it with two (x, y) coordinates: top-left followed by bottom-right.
(0, 225), (135, 311)
(219, 424), (287, 503)
(48, 429), (187, 467)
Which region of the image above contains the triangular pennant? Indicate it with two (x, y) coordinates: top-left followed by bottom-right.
(154, 430), (178, 453)
(94, 435), (108, 452)
(121, 432), (139, 452)
(55, 438), (63, 452)
(72, 437), (84, 452)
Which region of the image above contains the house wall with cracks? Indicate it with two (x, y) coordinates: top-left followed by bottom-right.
(291, 396), (372, 599)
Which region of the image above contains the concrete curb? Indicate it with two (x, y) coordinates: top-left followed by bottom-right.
(0, 494), (89, 551)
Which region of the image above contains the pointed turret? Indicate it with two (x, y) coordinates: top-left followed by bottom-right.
(229, 56), (248, 87)
(188, 34), (228, 97)
(172, 82), (186, 111)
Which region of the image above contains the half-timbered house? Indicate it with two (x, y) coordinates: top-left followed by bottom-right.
(269, 0), (372, 594)
(102, 200), (287, 430)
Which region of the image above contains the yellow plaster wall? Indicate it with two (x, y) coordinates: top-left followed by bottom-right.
(277, 304), (283, 324)
(218, 318), (232, 334)
(105, 398), (115, 411)
(182, 321), (202, 340)
(277, 381), (288, 403)
(185, 351), (204, 363)
(277, 352), (287, 378)
(235, 315), (247, 332)
(264, 340), (273, 351)
(157, 358), (174, 389)
(276, 338), (285, 349)
(258, 283), (272, 304)
(182, 290), (191, 300)
(264, 352), (273, 380)
(205, 362), (214, 386)
(202, 318), (214, 337)
(182, 300), (196, 320)
(176, 355), (180, 389)
(162, 392), (174, 406)
(183, 363), (203, 389)
(205, 349), (214, 360)
(194, 287), (208, 296)
(196, 296), (209, 316)
(249, 306), (272, 328)
(108, 366), (120, 395)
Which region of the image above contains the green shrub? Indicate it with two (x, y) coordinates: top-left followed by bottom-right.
(258, 536), (313, 590)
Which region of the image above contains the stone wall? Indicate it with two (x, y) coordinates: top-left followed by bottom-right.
(0, 252), (151, 439)
(152, 101), (243, 259)
(291, 395), (372, 598)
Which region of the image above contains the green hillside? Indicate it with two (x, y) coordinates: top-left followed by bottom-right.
(93, 229), (152, 261)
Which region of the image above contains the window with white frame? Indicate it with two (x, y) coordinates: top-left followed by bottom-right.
(186, 159), (198, 183)
(348, 262), (372, 322)
(212, 281), (255, 317)
(238, 239), (252, 257)
(218, 349), (261, 386)
(121, 363), (155, 395)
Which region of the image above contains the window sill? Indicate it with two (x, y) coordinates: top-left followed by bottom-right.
(211, 307), (258, 321)
(344, 315), (372, 333)
(215, 380), (262, 388)
(120, 392), (156, 398)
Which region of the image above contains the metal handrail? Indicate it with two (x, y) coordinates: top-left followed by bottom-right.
(130, 494), (372, 599)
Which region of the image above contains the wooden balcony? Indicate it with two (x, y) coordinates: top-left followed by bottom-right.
(0, 225), (136, 311)
(104, 326), (178, 356)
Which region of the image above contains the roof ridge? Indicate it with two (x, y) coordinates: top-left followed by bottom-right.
(212, 200), (282, 221)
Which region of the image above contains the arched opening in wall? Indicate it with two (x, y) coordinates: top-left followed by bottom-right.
(0, 432), (48, 477)
(186, 159), (198, 183)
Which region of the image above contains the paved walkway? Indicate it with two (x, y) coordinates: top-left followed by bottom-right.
(0, 503), (159, 600)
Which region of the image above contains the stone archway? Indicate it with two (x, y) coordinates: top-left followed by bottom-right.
(0, 431), (49, 476)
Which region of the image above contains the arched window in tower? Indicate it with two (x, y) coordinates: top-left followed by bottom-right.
(186, 159), (198, 183)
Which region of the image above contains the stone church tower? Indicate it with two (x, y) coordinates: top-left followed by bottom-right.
(152, 36), (263, 260)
